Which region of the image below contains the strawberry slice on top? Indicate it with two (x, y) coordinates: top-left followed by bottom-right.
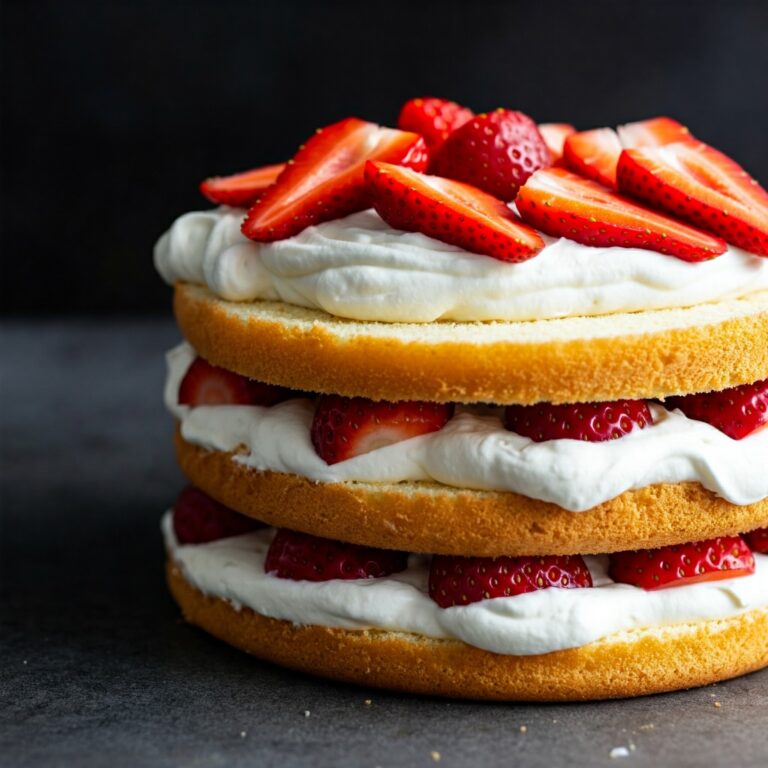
(537, 123), (576, 164)
(310, 394), (454, 465)
(200, 162), (286, 207)
(665, 379), (768, 440)
(563, 127), (623, 188)
(609, 536), (755, 590)
(515, 167), (727, 262)
(397, 96), (474, 154)
(366, 161), (545, 263)
(616, 116), (692, 148)
(617, 142), (768, 255)
(241, 117), (428, 242)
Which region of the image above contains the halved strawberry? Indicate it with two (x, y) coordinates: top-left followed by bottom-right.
(200, 163), (285, 207)
(562, 127), (622, 188)
(397, 97), (474, 154)
(310, 394), (454, 465)
(241, 117), (428, 242)
(616, 116), (692, 148)
(429, 554), (593, 608)
(366, 161), (545, 263)
(265, 528), (407, 581)
(504, 398), (653, 442)
(609, 536), (755, 590)
(744, 528), (768, 554)
(665, 379), (768, 439)
(173, 486), (262, 545)
(617, 142), (768, 255)
(537, 123), (576, 164)
(178, 357), (293, 406)
(430, 109), (551, 201)
(515, 167), (727, 262)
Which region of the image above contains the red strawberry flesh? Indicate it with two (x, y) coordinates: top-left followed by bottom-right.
(242, 117), (428, 242)
(429, 554), (593, 608)
(311, 394), (454, 465)
(505, 398), (653, 442)
(515, 167), (727, 262)
(397, 97), (474, 154)
(537, 123), (576, 163)
(563, 127), (622, 188)
(200, 162), (286, 207)
(173, 486), (262, 545)
(616, 116), (692, 148)
(609, 536), (755, 590)
(366, 161), (545, 263)
(744, 528), (768, 554)
(666, 379), (768, 439)
(265, 528), (407, 581)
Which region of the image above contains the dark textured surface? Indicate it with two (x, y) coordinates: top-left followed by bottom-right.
(1, 320), (767, 768)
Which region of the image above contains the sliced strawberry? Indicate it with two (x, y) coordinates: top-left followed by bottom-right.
(617, 143), (768, 255)
(744, 528), (768, 554)
(430, 109), (551, 201)
(537, 123), (576, 164)
(616, 116), (693, 148)
(173, 486), (262, 545)
(265, 528), (407, 581)
(515, 167), (727, 262)
(397, 97), (474, 154)
(366, 161), (545, 263)
(504, 397), (653, 442)
(609, 536), (755, 590)
(178, 356), (293, 406)
(429, 554), (592, 608)
(199, 163), (285, 207)
(562, 127), (622, 188)
(241, 117), (428, 242)
(310, 394), (454, 465)
(666, 379), (768, 439)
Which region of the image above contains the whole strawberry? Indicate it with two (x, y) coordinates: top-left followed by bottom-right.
(744, 527), (768, 554)
(173, 486), (262, 545)
(429, 554), (593, 608)
(311, 395), (454, 464)
(609, 536), (755, 590)
(397, 97), (474, 154)
(666, 379), (768, 439)
(504, 399), (653, 442)
(265, 528), (408, 581)
(431, 109), (551, 201)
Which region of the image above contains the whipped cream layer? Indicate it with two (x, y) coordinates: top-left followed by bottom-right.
(166, 343), (768, 511)
(163, 514), (768, 655)
(154, 207), (768, 324)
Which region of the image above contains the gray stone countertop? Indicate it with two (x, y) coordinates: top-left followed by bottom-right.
(1, 320), (766, 768)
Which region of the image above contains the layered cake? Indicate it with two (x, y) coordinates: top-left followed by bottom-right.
(155, 99), (768, 700)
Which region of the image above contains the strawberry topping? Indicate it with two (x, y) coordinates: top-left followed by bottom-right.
(366, 161), (545, 263)
(241, 117), (427, 242)
(311, 395), (454, 465)
(515, 167), (727, 262)
(744, 528), (768, 554)
(616, 116), (693, 148)
(430, 109), (551, 201)
(179, 357), (293, 407)
(173, 486), (262, 545)
(609, 536), (755, 590)
(200, 163), (285, 207)
(265, 528), (407, 581)
(665, 379), (768, 440)
(537, 123), (576, 164)
(504, 398), (653, 442)
(617, 142), (768, 255)
(397, 97), (474, 154)
(563, 127), (623, 188)
(429, 554), (593, 608)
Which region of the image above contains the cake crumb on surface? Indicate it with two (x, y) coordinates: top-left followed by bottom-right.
(431, 751), (441, 762)
(610, 746), (631, 759)
(520, 725), (528, 733)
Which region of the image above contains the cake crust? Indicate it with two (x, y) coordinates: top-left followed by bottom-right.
(175, 432), (768, 556)
(167, 563), (768, 702)
(174, 283), (768, 405)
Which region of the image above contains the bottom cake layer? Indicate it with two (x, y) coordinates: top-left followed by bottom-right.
(167, 563), (768, 701)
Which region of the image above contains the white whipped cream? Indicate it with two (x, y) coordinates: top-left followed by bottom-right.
(163, 513), (768, 655)
(154, 207), (768, 323)
(165, 343), (768, 511)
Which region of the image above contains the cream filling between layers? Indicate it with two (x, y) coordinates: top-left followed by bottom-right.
(163, 514), (768, 656)
(166, 343), (768, 511)
(154, 207), (768, 324)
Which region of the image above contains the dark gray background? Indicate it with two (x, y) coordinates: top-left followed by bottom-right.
(2, 0), (768, 315)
